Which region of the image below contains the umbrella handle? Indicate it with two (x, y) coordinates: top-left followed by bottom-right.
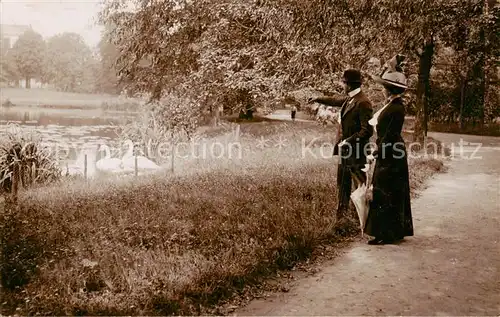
(365, 159), (375, 187)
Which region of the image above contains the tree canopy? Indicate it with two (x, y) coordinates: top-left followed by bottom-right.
(43, 32), (96, 92)
(10, 28), (46, 88)
(2, 0), (497, 137)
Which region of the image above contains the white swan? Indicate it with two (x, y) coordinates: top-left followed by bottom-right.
(121, 139), (161, 171)
(65, 146), (98, 178)
(95, 144), (125, 174)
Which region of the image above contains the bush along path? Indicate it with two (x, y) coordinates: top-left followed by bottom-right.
(235, 132), (500, 316)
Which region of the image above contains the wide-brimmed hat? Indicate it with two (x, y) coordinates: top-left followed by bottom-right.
(372, 70), (408, 89)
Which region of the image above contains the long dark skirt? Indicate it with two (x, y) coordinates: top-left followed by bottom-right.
(364, 148), (414, 240)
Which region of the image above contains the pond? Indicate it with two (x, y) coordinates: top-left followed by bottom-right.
(0, 105), (138, 172)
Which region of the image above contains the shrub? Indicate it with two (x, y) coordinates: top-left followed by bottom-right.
(118, 94), (203, 164)
(0, 125), (61, 194)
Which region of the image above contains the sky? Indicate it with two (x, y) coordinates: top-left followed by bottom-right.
(1, 0), (105, 48)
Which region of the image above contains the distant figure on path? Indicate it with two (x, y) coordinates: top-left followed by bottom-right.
(308, 69), (373, 226)
(364, 56), (414, 245)
(214, 105), (224, 126)
(290, 105), (297, 121)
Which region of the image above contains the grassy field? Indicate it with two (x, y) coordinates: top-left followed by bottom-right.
(0, 88), (141, 111)
(0, 120), (446, 315)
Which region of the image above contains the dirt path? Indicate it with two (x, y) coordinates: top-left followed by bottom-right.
(235, 132), (500, 316)
(265, 109), (314, 122)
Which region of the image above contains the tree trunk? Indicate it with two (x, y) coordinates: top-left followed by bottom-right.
(482, 0), (496, 123)
(459, 76), (467, 130)
(214, 105), (221, 127)
(413, 40), (435, 143)
(424, 65), (431, 136)
(245, 103), (254, 120)
(476, 25), (486, 127)
(25, 77), (31, 89)
(470, 0), (495, 127)
(237, 89), (254, 120)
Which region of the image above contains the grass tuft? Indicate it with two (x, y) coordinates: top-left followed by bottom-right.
(0, 125), (62, 194)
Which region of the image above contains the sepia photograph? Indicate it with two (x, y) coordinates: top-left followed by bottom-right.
(1, 0), (499, 315)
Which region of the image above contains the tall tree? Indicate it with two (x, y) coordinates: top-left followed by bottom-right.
(10, 29), (45, 88)
(1, 48), (21, 87)
(96, 24), (122, 94)
(44, 32), (95, 92)
(480, 0), (500, 124)
(99, 0), (398, 112)
(436, 0), (500, 128)
(100, 0), (496, 135)
(376, 0), (500, 139)
(367, 0), (454, 141)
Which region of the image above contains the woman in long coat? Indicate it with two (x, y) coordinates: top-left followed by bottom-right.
(364, 67), (414, 245)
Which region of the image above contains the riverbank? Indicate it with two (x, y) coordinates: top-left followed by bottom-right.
(1, 88), (141, 111)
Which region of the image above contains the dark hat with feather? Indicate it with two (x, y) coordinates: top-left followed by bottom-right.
(372, 54), (408, 89)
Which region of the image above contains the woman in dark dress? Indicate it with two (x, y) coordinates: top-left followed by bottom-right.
(364, 67), (414, 245)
